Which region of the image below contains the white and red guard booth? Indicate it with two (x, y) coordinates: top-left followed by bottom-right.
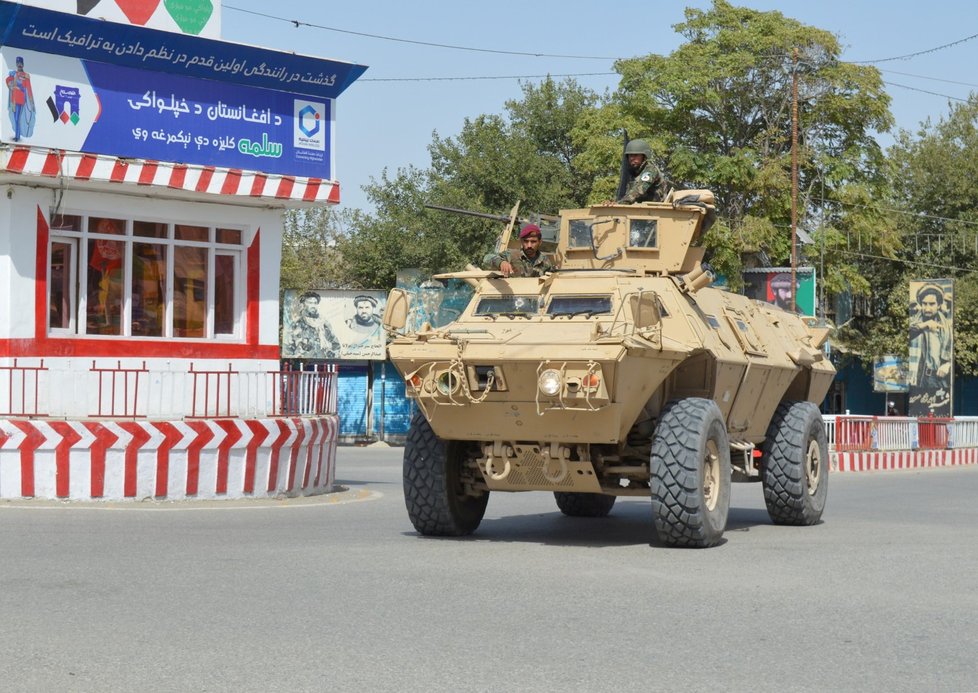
(0, 1), (366, 500)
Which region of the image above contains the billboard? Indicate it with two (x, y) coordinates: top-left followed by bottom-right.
(743, 267), (816, 316)
(23, 0), (222, 38)
(2, 48), (334, 178)
(281, 290), (387, 361)
(908, 279), (954, 417)
(873, 355), (910, 393)
(0, 2), (365, 99)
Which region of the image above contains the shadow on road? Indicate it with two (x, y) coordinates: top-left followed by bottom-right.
(400, 502), (775, 548)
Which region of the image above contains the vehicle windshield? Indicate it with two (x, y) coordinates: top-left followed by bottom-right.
(547, 296), (613, 317)
(474, 296), (540, 316)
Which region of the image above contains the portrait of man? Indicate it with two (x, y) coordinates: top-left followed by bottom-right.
(769, 273), (794, 311)
(282, 290), (341, 359)
(346, 294), (381, 335)
(908, 281), (953, 416)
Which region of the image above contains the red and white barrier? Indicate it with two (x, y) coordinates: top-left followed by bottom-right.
(0, 417), (338, 500)
(833, 447), (978, 473)
(1, 146), (340, 205)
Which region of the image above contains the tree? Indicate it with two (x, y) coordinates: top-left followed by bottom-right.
(575, 0), (895, 291)
(336, 77), (602, 289)
(847, 95), (978, 377)
(279, 206), (351, 293)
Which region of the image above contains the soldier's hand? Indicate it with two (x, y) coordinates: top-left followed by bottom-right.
(500, 261), (514, 277)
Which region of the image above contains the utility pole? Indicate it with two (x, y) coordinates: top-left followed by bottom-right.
(790, 47), (799, 313)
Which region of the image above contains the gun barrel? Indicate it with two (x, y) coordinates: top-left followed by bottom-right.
(426, 204), (559, 226)
(425, 204), (511, 223)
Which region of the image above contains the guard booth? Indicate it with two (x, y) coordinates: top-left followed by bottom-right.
(0, 0), (366, 499)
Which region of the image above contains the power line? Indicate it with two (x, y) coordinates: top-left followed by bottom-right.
(224, 5), (615, 60)
(837, 249), (974, 274)
(360, 72), (616, 83)
(880, 69), (978, 90)
(849, 31), (978, 64)
(883, 80), (969, 102)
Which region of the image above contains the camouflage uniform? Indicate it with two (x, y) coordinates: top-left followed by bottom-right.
(483, 248), (556, 277)
(618, 159), (666, 204)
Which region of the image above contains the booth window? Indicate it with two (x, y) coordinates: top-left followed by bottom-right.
(48, 213), (246, 340)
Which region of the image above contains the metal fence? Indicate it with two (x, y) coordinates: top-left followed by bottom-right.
(823, 414), (978, 451)
(0, 359), (48, 417)
(0, 360), (337, 420)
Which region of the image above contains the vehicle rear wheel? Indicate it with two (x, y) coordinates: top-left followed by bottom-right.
(403, 412), (488, 536)
(650, 398), (731, 548)
(554, 492), (616, 517)
(761, 401), (828, 525)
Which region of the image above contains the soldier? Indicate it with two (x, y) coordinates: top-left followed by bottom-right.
(617, 139), (666, 204)
(483, 223), (556, 278)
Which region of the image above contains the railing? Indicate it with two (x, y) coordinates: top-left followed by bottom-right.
(0, 360), (337, 419)
(0, 358), (47, 417)
(91, 360), (147, 417)
(949, 417), (978, 449)
(833, 415), (875, 451)
(822, 414), (978, 451)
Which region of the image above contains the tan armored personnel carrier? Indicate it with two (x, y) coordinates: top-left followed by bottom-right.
(383, 191), (834, 547)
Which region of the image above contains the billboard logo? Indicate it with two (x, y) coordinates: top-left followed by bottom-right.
(294, 99), (326, 151)
(46, 85), (81, 125)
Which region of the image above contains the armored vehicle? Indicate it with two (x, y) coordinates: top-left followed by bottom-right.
(383, 191), (833, 547)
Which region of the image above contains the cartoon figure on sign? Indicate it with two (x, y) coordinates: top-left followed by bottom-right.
(6, 56), (36, 141)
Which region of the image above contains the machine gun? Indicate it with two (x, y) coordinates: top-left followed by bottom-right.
(425, 201), (560, 253)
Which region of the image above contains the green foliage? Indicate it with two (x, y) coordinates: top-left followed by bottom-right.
(852, 94), (978, 376)
(581, 0), (893, 288)
(334, 77), (603, 289)
(279, 206), (348, 293)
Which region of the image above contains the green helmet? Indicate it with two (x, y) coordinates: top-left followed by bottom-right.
(624, 139), (652, 159)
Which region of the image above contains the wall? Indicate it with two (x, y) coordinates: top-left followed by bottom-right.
(0, 184), (282, 356)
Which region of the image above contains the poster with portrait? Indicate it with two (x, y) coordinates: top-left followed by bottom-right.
(395, 269), (473, 332)
(908, 279), (953, 417)
(281, 289), (387, 361)
(743, 267), (816, 315)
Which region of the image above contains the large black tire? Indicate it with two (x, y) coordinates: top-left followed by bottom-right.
(554, 492), (616, 517)
(650, 398), (731, 548)
(761, 401), (828, 526)
(403, 412), (488, 536)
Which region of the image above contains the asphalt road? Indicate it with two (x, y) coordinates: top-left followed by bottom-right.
(1, 446), (977, 692)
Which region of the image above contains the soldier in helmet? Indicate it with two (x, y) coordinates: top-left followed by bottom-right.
(483, 223), (556, 277)
(617, 139), (666, 204)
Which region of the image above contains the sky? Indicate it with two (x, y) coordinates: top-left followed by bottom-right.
(220, 0), (978, 214)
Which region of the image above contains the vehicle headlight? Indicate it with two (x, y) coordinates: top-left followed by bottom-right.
(435, 370), (460, 396)
(537, 369), (562, 396)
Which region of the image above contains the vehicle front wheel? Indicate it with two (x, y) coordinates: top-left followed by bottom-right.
(760, 401), (828, 525)
(650, 398), (731, 548)
(554, 492), (616, 517)
(403, 412), (489, 536)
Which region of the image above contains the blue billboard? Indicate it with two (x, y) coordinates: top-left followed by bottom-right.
(0, 0), (366, 178)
